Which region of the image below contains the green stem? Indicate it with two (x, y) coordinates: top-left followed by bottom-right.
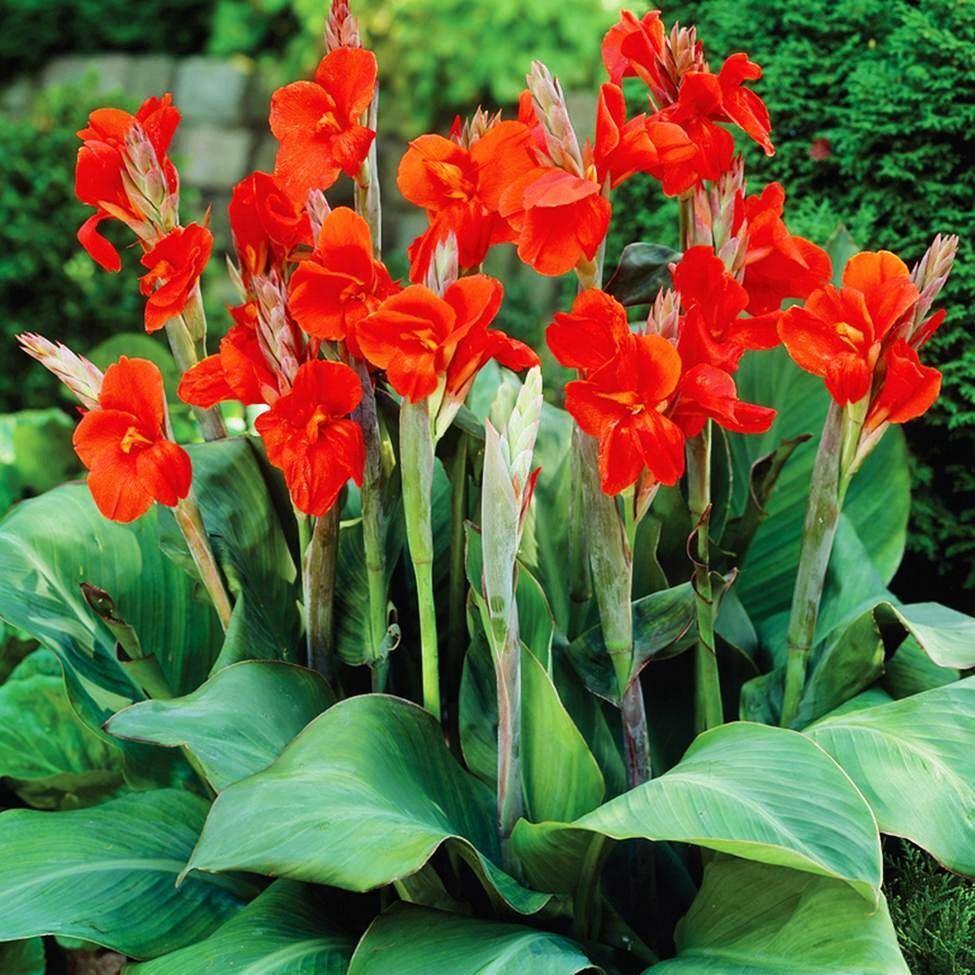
(352, 363), (390, 689)
(573, 834), (608, 941)
(447, 434), (469, 686)
(173, 496), (233, 630)
(304, 506), (340, 686)
(780, 402), (844, 727)
(169, 289), (226, 442)
(400, 399), (440, 720)
(687, 424), (723, 733)
(495, 612), (522, 873)
(620, 678), (652, 787)
(567, 427), (592, 640)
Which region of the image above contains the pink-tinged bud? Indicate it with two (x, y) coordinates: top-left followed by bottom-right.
(424, 233), (459, 297)
(306, 189), (332, 241)
(122, 125), (179, 238)
(526, 61), (584, 177)
(17, 333), (103, 409)
(910, 233), (958, 339)
(325, 0), (361, 51)
(646, 288), (681, 343)
(653, 22), (708, 107)
(252, 273), (301, 389)
(691, 158), (747, 276)
(458, 106), (504, 149)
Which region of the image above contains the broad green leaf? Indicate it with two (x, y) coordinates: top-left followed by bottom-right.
(0, 790), (250, 959)
(825, 223), (859, 287)
(0, 482), (222, 739)
(0, 939), (45, 975)
(514, 722), (881, 900)
(877, 601), (975, 670)
(347, 905), (600, 975)
(604, 242), (682, 307)
(808, 678), (975, 875)
(128, 880), (352, 974)
(184, 694), (548, 914)
(0, 650), (124, 808)
(729, 347), (910, 647)
(568, 584), (695, 703)
(645, 857), (908, 974)
(882, 636), (958, 699)
(106, 661), (334, 792)
(183, 438), (301, 669)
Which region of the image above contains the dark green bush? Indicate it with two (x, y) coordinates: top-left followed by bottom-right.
(0, 0), (215, 81)
(611, 0), (975, 606)
(0, 81), (145, 411)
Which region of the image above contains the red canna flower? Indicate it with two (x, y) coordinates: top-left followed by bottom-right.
(270, 47), (377, 204)
(736, 183), (831, 317)
(178, 325), (279, 409)
(566, 333), (686, 493)
(864, 340), (941, 433)
(254, 358), (365, 516)
(229, 171), (312, 284)
(75, 94), (181, 271)
(397, 120), (538, 281)
(546, 287), (631, 375)
(594, 83), (697, 189)
(778, 250), (920, 407)
(73, 356), (191, 523)
(139, 223), (213, 333)
(552, 289), (773, 495)
(356, 275), (538, 405)
(499, 167), (611, 277)
(601, 9), (666, 89)
(673, 246), (778, 372)
(288, 207), (398, 356)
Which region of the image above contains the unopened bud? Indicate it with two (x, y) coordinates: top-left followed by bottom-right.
(910, 233), (958, 333)
(425, 233), (459, 297)
(647, 288), (681, 343)
(17, 333), (103, 409)
(325, 0), (361, 51)
(527, 61), (584, 176)
(306, 189), (332, 242)
(654, 23), (708, 106)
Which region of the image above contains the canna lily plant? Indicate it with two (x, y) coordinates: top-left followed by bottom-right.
(0, 3), (973, 972)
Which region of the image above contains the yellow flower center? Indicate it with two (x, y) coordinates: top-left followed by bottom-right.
(120, 426), (152, 454)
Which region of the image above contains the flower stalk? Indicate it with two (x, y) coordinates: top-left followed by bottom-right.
(686, 424), (723, 733)
(303, 505), (341, 685)
(400, 397), (440, 719)
(172, 495), (233, 631)
(779, 401), (845, 727)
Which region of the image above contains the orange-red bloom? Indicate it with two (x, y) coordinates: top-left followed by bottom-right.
(594, 83), (696, 190)
(254, 359), (365, 516)
(737, 183), (831, 317)
(601, 10), (666, 89)
(270, 47), (377, 204)
(229, 171), (312, 283)
(864, 340), (941, 432)
(73, 356), (191, 522)
(356, 275), (538, 403)
(75, 94), (180, 271)
(778, 250), (923, 408)
(550, 288), (773, 494)
(178, 325), (278, 409)
(139, 223), (213, 333)
(398, 121), (538, 281)
(499, 168), (611, 277)
(288, 207), (398, 356)
(674, 246), (778, 372)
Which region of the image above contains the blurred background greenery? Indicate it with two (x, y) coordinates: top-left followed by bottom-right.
(1, 2), (973, 965)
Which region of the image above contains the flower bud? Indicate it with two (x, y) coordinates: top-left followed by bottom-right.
(526, 61), (584, 177)
(910, 233), (958, 338)
(325, 0), (361, 51)
(17, 333), (104, 409)
(424, 233), (459, 297)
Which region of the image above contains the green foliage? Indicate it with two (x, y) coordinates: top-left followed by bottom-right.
(886, 841), (975, 975)
(640, 0), (975, 602)
(0, 0), (214, 80)
(0, 82), (145, 412)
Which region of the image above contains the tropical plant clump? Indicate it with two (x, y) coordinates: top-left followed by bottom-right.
(0, 4), (972, 972)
